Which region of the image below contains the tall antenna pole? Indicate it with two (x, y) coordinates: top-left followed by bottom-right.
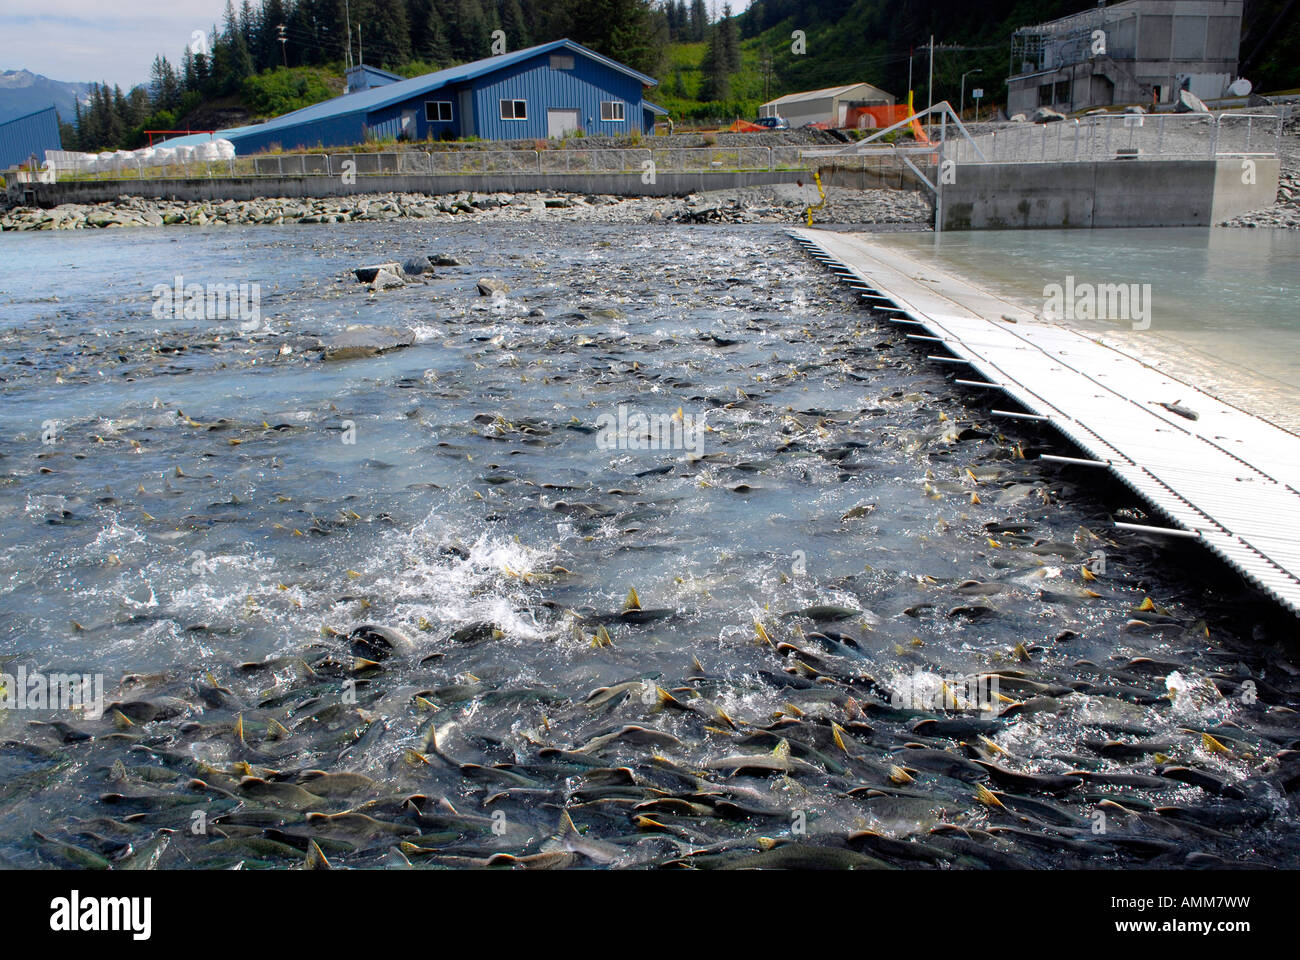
(358, 23), (363, 65)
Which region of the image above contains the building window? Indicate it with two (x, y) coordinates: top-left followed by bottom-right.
(425, 101), (452, 122)
(600, 100), (625, 122)
(550, 54), (574, 70)
(500, 99), (527, 120)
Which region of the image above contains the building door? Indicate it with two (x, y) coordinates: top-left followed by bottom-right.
(547, 108), (580, 138)
(401, 109), (416, 138)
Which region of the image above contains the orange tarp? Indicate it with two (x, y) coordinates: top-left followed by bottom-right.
(728, 118), (766, 132)
(844, 104), (929, 143)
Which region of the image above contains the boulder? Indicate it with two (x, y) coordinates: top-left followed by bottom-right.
(370, 269), (406, 291)
(1175, 89), (1210, 114)
(476, 277), (509, 296)
(1124, 105), (1147, 115)
(353, 262), (402, 283)
(401, 256), (432, 275)
(1034, 106), (1066, 123)
(322, 325), (415, 361)
(429, 254), (463, 267)
(1009, 113), (1028, 123)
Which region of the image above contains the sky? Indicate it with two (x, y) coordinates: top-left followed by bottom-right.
(3, 0), (756, 91)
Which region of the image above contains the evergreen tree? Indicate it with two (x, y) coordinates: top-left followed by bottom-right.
(500, 0), (529, 50)
(719, 3), (740, 73)
(689, 0), (707, 41)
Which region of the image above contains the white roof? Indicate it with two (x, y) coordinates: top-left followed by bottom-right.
(760, 83), (891, 109)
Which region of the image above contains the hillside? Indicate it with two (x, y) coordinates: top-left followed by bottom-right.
(0, 70), (92, 124)
(57, 0), (1300, 151)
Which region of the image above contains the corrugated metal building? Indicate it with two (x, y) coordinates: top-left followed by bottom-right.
(1007, 0), (1244, 115)
(0, 105), (62, 170)
(759, 83), (895, 128)
(164, 39), (659, 154)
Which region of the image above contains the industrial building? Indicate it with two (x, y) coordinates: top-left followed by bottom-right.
(1007, 0), (1244, 116)
(758, 83), (896, 129)
(0, 105), (62, 170)
(164, 39), (663, 154)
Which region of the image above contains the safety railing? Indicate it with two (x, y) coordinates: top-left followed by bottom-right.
(943, 112), (1284, 164)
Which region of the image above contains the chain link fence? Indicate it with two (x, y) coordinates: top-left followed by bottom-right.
(50, 145), (815, 182)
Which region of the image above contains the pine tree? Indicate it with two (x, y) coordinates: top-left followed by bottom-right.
(719, 3), (740, 73)
(700, 25), (728, 100)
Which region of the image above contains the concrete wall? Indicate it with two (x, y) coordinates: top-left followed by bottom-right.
(11, 170), (808, 208)
(939, 157), (1276, 229)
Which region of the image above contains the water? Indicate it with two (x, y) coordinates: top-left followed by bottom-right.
(870, 227), (1300, 429)
(0, 221), (1297, 869)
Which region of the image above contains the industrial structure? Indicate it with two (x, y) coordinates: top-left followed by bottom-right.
(1007, 0), (1244, 116)
(164, 39), (663, 154)
(759, 82), (896, 129)
(0, 105), (61, 170)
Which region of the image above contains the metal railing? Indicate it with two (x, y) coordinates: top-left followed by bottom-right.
(943, 112), (1284, 164)
(49, 145), (814, 182)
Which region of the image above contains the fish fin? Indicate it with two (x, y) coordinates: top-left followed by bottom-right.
(305, 839), (332, 870)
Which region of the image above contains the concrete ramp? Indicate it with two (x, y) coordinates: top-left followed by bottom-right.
(793, 227), (1300, 616)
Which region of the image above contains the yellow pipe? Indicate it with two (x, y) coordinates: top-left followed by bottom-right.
(803, 169), (826, 226)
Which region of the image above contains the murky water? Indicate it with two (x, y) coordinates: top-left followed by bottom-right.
(0, 222), (1297, 869)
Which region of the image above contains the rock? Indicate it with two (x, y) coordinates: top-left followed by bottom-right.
(544, 197), (571, 208)
(370, 269), (406, 291)
(429, 254), (463, 267)
(1009, 113), (1028, 123)
(353, 262), (402, 283)
(1124, 105), (1146, 115)
(1175, 89), (1210, 114)
(1034, 106), (1066, 123)
(322, 325), (415, 361)
(528, 307), (546, 317)
(401, 256), (432, 275)
(476, 277), (509, 296)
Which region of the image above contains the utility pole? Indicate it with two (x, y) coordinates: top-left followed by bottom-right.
(760, 52), (773, 102)
(277, 23), (287, 66)
(927, 35), (934, 135)
(961, 68), (982, 118)
(344, 0), (353, 69)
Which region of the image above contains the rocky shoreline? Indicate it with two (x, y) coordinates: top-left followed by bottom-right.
(0, 185), (932, 231)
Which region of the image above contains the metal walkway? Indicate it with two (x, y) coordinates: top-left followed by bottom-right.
(792, 227), (1300, 617)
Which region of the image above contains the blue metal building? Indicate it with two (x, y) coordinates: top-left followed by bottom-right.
(168, 39), (661, 154)
(0, 105), (62, 169)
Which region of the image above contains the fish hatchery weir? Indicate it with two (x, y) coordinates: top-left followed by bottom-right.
(791, 227), (1300, 617)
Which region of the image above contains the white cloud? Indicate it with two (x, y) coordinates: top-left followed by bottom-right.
(2, 2), (231, 88)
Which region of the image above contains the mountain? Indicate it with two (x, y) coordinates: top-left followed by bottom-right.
(0, 70), (93, 124)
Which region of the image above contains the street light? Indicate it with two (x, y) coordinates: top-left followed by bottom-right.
(961, 69), (983, 119)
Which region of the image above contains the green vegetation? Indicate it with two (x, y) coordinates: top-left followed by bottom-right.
(241, 68), (341, 119)
(66, 0), (1300, 150)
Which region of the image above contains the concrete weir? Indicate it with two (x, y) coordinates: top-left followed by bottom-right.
(793, 227), (1300, 616)
(934, 158), (1279, 230)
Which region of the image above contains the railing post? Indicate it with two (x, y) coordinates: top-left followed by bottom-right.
(1157, 115), (1165, 158)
